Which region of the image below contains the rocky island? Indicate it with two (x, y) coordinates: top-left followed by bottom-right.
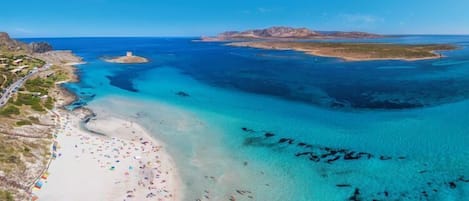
(201, 26), (382, 41)
(200, 27), (456, 61)
(228, 41), (456, 61)
(104, 51), (149, 64)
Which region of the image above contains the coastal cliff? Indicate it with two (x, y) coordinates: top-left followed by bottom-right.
(0, 32), (53, 53)
(0, 32), (29, 52)
(201, 26), (382, 41)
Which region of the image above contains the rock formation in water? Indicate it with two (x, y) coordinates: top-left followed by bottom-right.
(29, 42), (53, 53)
(176, 91), (190, 97)
(238, 126), (469, 200)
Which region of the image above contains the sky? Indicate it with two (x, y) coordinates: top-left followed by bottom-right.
(1, 0), (469, 37)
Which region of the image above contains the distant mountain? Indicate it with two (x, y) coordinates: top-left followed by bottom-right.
(0, 32), (52, 53)
(324, 31), (382, 38)
(201, 26), (382, 41)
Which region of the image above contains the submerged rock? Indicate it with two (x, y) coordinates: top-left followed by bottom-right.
(449, 182), (457, 189)
(241, 127), (255, 133)
(348, 188), (361, 201)
(336, 184), (352, 188)
(176, 91), (190, 97)
(278, 138), (289, 143)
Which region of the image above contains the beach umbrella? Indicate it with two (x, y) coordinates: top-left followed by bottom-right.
(34, 181), (43, 189)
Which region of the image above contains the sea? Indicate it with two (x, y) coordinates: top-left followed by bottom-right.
(21, 36), (469, 201)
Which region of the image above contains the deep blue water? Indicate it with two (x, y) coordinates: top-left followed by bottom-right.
(20, 36), (469, 201)
(21, 36), (469, 110)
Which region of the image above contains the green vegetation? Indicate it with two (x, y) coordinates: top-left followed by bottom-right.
(0, 53), (45, 91)
(0, 136), (22, 172)
(44, 96), (54, 110)
(231, 41), (457, 61)
(13, 93), (45, 112)
(16, 76), (59, 112)
(47, 69), (70, 82)
(301, 42), (455, 58)
(16, 120), (32, 126)
(0, 75), (5, 86)
(0, 135), (48, 175)
(28, 116), (40, 123)
(1, 35), (64, 201)
(24, 78), (54, 94)
(0, 190), (14, 201)
(0, 105), (20, 116)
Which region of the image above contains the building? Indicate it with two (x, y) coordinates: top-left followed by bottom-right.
(45, 72), (55, 78)
(10, 65), (28, 73)
(0, 58), (7, 68)
(13, 59), (23, 65)
(126, 51), (133, 57)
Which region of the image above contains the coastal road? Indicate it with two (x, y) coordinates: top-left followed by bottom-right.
(0, 63), (52, 109)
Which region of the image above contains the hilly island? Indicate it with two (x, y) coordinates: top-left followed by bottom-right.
(203, 27), (456, 61)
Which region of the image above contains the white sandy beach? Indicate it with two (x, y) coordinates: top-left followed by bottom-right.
(32, 109), (181, 201)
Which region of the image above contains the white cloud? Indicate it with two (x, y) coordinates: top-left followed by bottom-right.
(14, 27), (33, 34)
(241, 7), (275, 15)
(257, 7), (273, 13)
(340, 14), (383, 24)
(241, 10), (251, 14)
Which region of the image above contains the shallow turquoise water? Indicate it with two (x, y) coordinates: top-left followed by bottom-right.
(21, 36), (469, 200)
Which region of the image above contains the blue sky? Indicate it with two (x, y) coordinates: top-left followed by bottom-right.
(1, 0), (469, 37)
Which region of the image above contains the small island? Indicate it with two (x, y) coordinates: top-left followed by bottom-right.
(104, 51), (149, 64)
(228, 41), (457, 61)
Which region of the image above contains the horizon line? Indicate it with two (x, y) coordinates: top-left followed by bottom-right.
(13, 33), (469, 39)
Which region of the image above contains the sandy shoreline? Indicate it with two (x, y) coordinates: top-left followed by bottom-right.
(28, 49), (182, 200)
(31, 107), (181, 201)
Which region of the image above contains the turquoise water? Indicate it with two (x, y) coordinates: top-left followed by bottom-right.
(22, 36), (469, 200)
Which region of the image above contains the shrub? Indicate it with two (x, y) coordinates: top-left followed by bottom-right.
(0, 190), (14, 201)
(0, 105), (20, 116)
(16, 120), (32, 126)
